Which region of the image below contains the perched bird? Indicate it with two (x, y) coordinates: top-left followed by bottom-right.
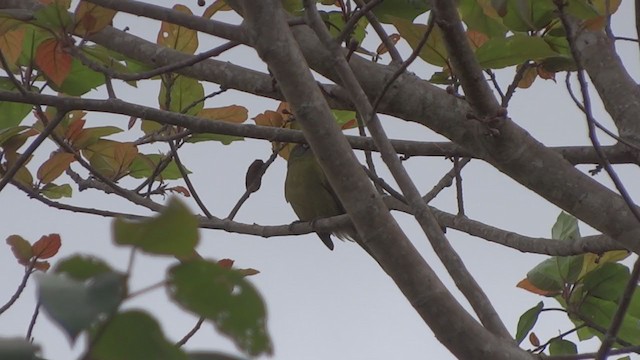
(284, 143), (354, 250)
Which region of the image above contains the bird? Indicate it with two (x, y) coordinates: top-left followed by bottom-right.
(284, 143), (355, 250)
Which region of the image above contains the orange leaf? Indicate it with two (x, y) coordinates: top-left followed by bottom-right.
(32, 233), (61, 259)
(157, 5), (198, 54)
(341, 118), (357, 129)
(218, 258), (234, 268)
(74, 1), (116, 36)
(529, 332), (540, 347)
(65, 118), (86, 143)
(467, 30), (488, 49)
(168, 186), (191, 197)
(253, 110), (284, 128)
(516, 278), (559, 296)
(198, 105), (248, 123)
(0, 28), (25, 65)
(37, 152), (75, 184)
(113, 142), (138, 174)
(33, 260), (51, 271)
(6, 235), (33, 265)
(376, 33), (400, 55)
(536, 66), (556, 81)
(35, 39), (72, 86)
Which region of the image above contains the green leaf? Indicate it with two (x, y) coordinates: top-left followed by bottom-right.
(552, 212), (581, 241)
(0, 338), (40, 360)
(0, 126), (29, 145)
(322, 11), (368, 44)
(0, 78), (33, 128)
(549, 339), (577, 355)
(500, 0), (556, 32)
(90, 311), (188, 360)
(55, 255), (114, 281)
(36, 272), (124, 341)
(366, 0), (430, 23)
(527, 255), (583, 291)
(53, 58), (105, 96)
(577, 296), (640, 345)
(128, 153), (191, 180)
(475, 34), (557, 69)
(390, 16), (448, 67)
(582, 263), (629, 301)
(159, 75), (204, 116)
(515, 301), (543, 344)
(32, 1), (72, 31)
(168, 260), (273, 356)
(459, 0), (508, 38)
(112, 197), (199, 256)
(186, 133), (244, 145)
(40, 183), (72, 199)
(332, 109), (356, 126)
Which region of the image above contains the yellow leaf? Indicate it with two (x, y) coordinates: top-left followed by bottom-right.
(157, 5), (198, 54)
(198, 105), (248, 123)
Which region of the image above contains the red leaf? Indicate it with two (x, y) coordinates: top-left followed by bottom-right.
(33, 261), (51, 272)
(65, 118), (86, 143)
(168, 186), (191, 197)
(35, 39), (72, 86)
(217, 258), (234, 269)
(6, 235), (32, 265)
(32, 234), (61, 259)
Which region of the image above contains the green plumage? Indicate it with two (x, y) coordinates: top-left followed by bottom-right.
(285, 143), (350, 250)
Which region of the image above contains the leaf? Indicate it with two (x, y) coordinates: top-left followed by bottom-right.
(33, 0), (73, 31)
(41, 183), (73, 199)
(517, 66), (537, 89)
(0, 27), (25, 65)
(0, 78), (33, 128)
(475, 34), (558, 69)
(73, 125), (122, 149)
(82, 140), (138, 180)
(549, 339), (577, 355)
(55, 255), (114, 281)
(37, 152), (75, 184)
(577, 296), (640, 345)
(168, 260), (273, 356)
(55, 57), (106, 96)
(528, 332), (539, 347)
(515, 301), (543, 344)
(157, 5), (198, 54)
(458, 0), (508, 38)
(376, 33), (400, 55)
(526, 255), (583, 291)
(35, 38), (72, 86)
(168, 186), (191, 197)
(365, 0), (430, 23)
(113, 197), (199, 257)
(73, 1), (116, 36)
(552, 212), (580, 241)
(582, 263), (629, 301)
(31, 233), (61, 259)
(0, 338), (40, 359)
(198, 106), (248, 123)
(90, 311), (188, 360)
(500, 0), (556, 32)
(202, 0), (232, 18)
(245, 159), (264, 193)
(6, 234), (32, 265)
(36, 272), (124, 341)
(128, 153), (191, 180)
(159, 75), (205, 116)
(391, 17), (448, 67)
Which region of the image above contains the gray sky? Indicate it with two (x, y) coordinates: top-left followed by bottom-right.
(1, 1), (639, 359)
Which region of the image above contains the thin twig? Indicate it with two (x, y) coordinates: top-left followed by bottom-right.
(0, 261), (37, 315)
(454, 157), (465, 216)
(176, 317), (206, 347)
(169, 140), (213, 218)
(25, 302), (40, 341)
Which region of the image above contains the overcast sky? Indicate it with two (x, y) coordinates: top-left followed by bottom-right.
(1, 1), (640, 359)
